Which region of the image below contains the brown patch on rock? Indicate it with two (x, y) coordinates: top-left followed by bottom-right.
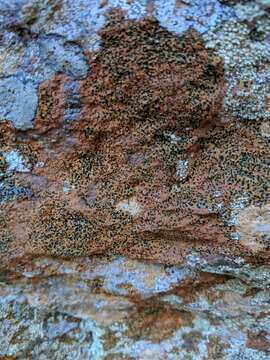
(0, 210), (13, 256)
(127, 301), (194, 342)
(81, 13), (224, 142)
(0, 14), (269, 267)
(207, 335), (228, 359)
(246, 331), (270, 354)
(29, 200), (97, 257)
(0, 122), (17, 149)
(67, 13), (228, 263)
(34, 73), (66, 135)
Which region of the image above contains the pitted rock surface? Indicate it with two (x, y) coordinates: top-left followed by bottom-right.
(0, 1), (270, 359)
(0, 14), (269, 267)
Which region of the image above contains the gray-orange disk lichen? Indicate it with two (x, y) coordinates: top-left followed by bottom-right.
(0, 13), (269, 268)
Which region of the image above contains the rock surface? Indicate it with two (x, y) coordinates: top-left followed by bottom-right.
(1, 256), (270, 359)
(0, 0), (269, 358)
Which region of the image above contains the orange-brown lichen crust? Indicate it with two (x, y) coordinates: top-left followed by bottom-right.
(29, 200), (98, 257)
(0, 211), (13, 255)
(34, 74), (66, 135)
(2, 14), (269, 267)
(81, 12), (224, 142)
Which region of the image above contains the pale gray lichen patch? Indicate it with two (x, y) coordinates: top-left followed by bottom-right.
(17, 256), (194, 298)
(85, 256), (193, 298)
(154, 0), (234, 35)
(0, 31), (25, 77)
(17, 0), (147, 52)
(193, 255), (270, 289)
(0, 76), (38, 130)
(37, 35), (89, 80)
(228, 195), (250, 226)
(176, 158), (189, 182)
(0, 297), (96, 359)
(4, 150), (32, 173)
(18, 35), (89, 82)
(233, 0), (270, 40)
(260, 122), (270, 137)
(116, 197), (141, 217)
(204, 19), (270, 120)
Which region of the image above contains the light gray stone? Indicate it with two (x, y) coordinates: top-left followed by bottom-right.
(0, 76), (38, 130)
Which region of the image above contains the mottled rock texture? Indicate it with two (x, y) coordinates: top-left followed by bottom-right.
(0, 0), (269, 359)
(0, 13), (269, 266)
(1, 256), (270, 359)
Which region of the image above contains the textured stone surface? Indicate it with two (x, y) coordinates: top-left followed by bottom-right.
(1, 256), (270, 359)
(0, 0), (269, 358)
(0, 15), (268, 266)
(0, 76), (38, 130)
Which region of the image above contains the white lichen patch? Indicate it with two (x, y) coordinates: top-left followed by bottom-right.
(176, 158), (189, 181)
(4, 150), (31, 173)
(212, 190), (223, 198)
(260, 122), (270, 138)
(171, 184), (181, 194)
(116, 197), (140, 216)
(155, 0), (233, 35)
(63, 183), (72, 193)
(0, 77), (38, 130)
(235, 203), (270, 253)
(204, 20), (270, 120)
(165, 132), (187, 145)
(229, 195), (249, 226)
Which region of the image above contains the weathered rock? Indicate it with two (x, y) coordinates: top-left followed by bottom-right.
(0, 0), (269, 358)
(1, 256), (270, 359)
(0, 14), (269, 267)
